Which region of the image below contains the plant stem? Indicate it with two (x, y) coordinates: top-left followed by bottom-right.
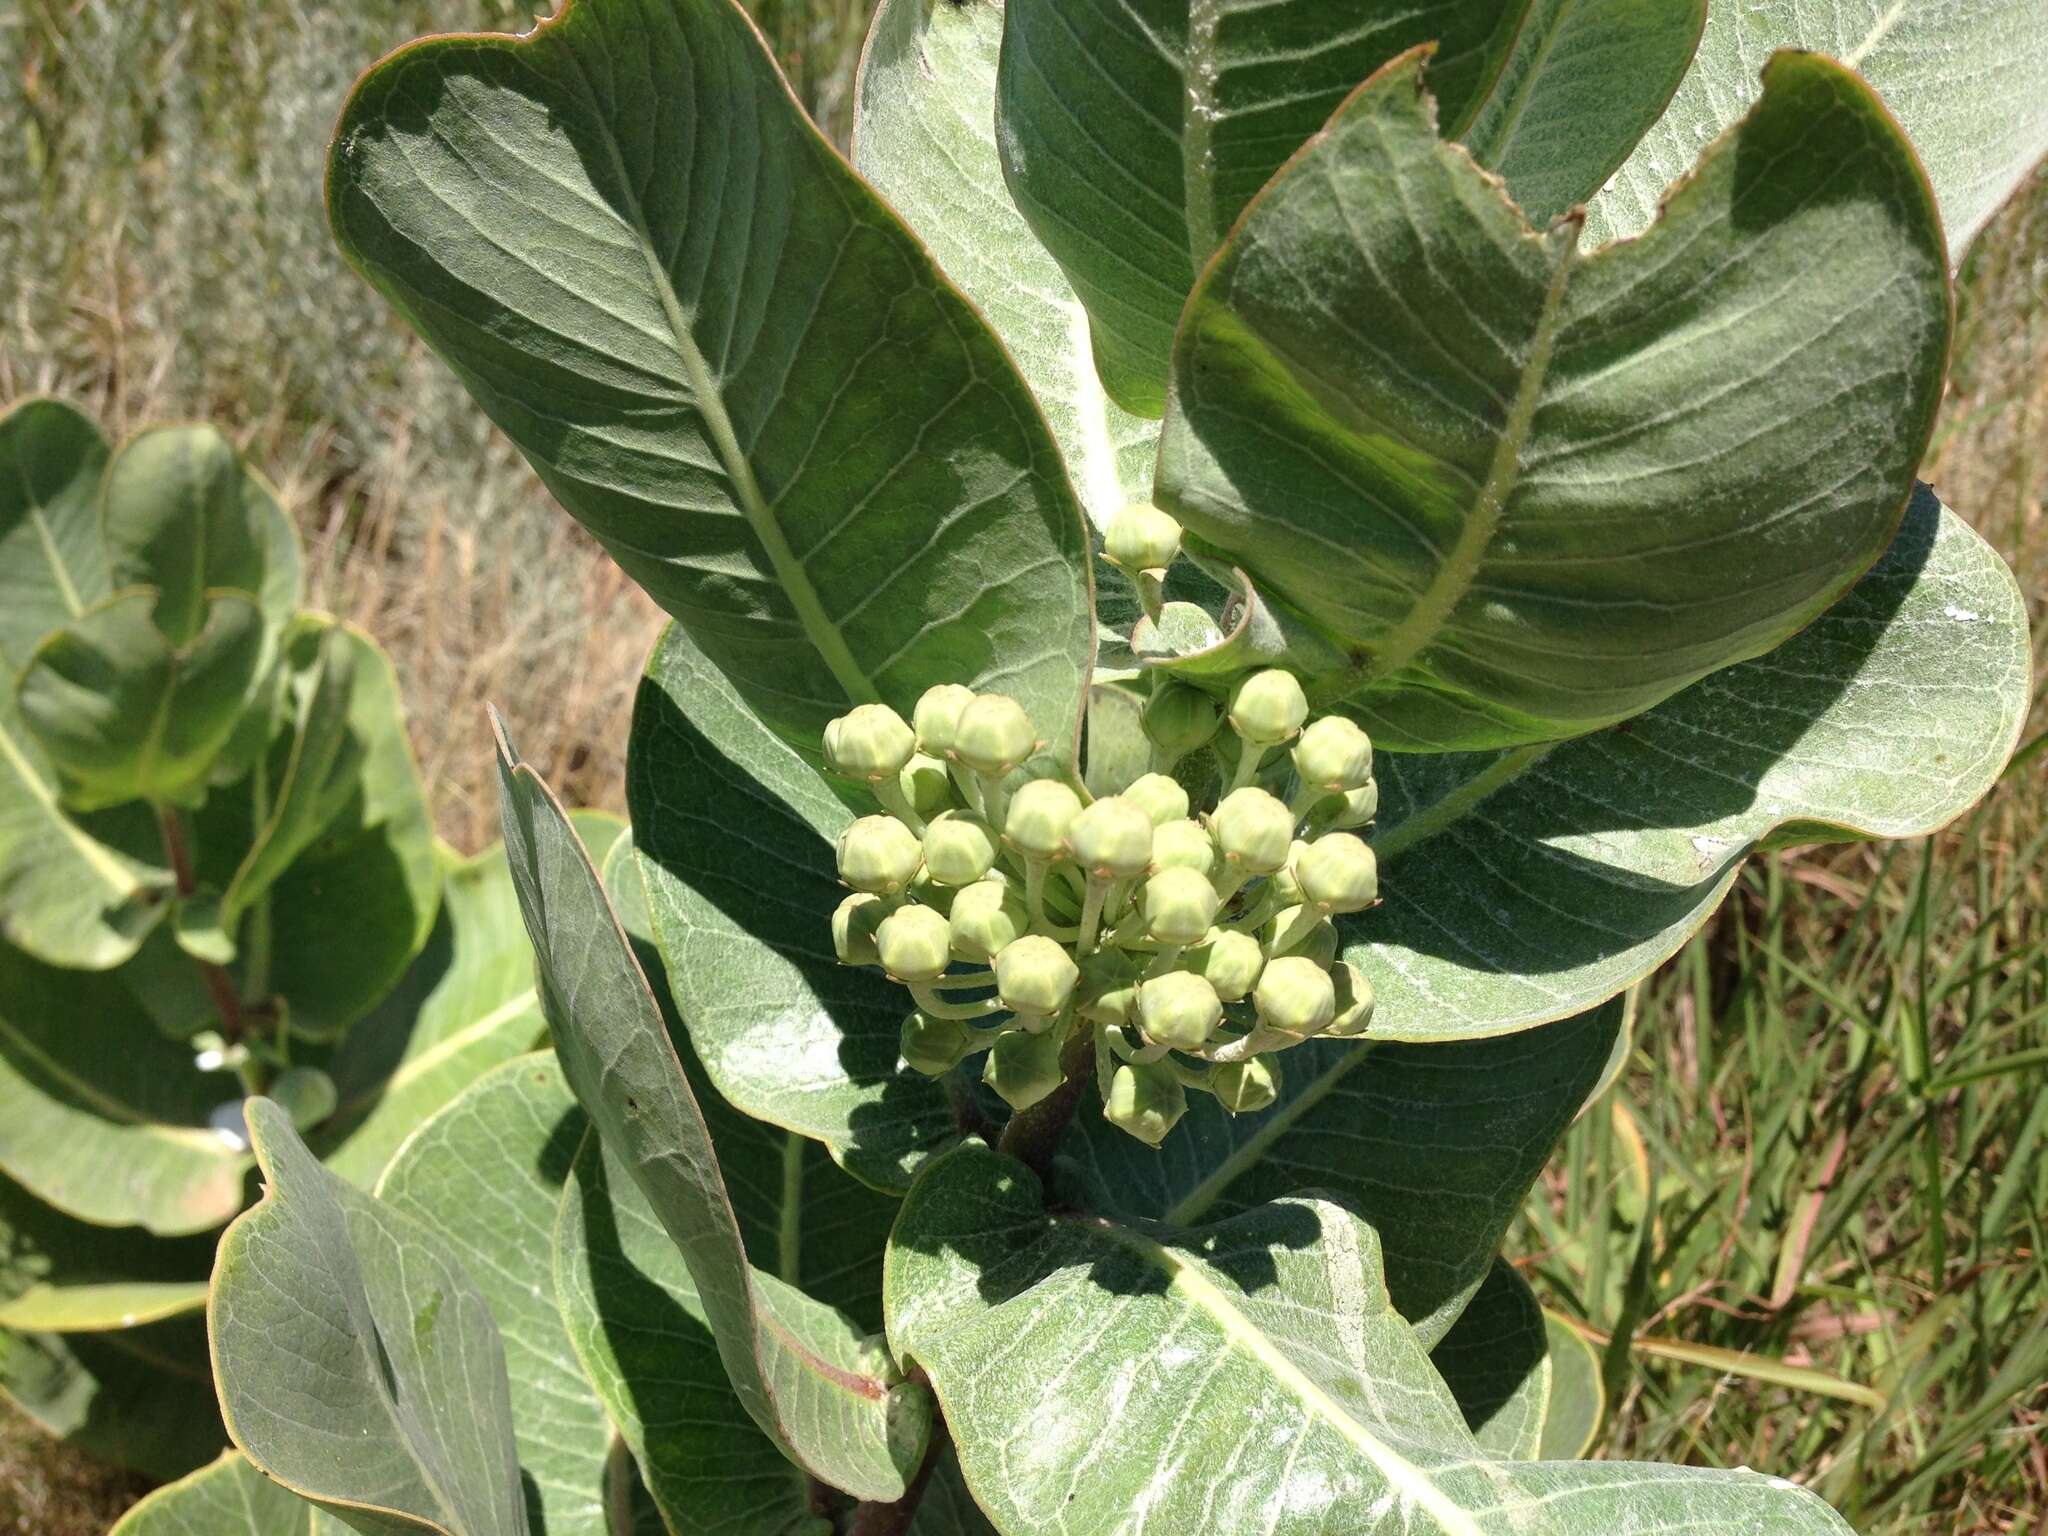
(847, 1427), (946, 1536)
(995, 1026), (1094, 1181)
(157, 805), (246, 1045)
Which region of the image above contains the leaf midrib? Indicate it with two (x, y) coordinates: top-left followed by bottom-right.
(561, 46), (879, 712)
(1360, 223), (1581, 688)
(1181, 0), (1225, 268)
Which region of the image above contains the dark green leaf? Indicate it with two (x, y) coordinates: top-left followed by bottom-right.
(1428, 1259), (1549, 1458)
(0, 1174), (213, 1332)
(0, 1314), (224, 1481)
(0, 398), (111, 674)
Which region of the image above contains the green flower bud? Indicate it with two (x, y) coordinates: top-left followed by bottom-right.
(913, 683), (977, 756)
(1296, 833), (1377, 914)
(1137, 970), (1222, 1051)
(1326, 962), (1376, 1039)
(1077, 949), (1143, 1027)
(832, 892), (889, 966)
(900, 752), (953, 817)
(269, 1067), (337, 1131)
(1187, 929), (1264, 1003)
(1123, 771), (1189, 827)
(1267, 904), (1339, 969)
(837, 815), (922, 895)
(1269, 841), (1309, 909)
(1105, 1061), (1187, 1146)
(1254, 955), (1336, 1038)
(995, 934), (1080, 1016)
(1104, 502), (1183, 572)
(923, 811), (998, 887)
(1071, 796), (1155, 880)
(900, 1012), (974, 1076)
(1150, 818), (1218, 879)
(1004, 778), (1082, 861)
(875, 904), (953, 982)
(1142, 681), (1221, 757)
(948, 878), (1028, 963)
(1210, 787), (1294, 875)
(1143, 866), (1219, 946)
(1327, 780), (1379, 829)
(823, 703), (916, 783)
(953, 693), (1037, 776)
(1212, 1057), (1281, 1115)
(984, 1027), (1066, 1112)
(1290, 716), (1373, 793)
(1228, 669), (1308, 746)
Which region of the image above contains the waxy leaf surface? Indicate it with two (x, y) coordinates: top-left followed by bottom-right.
(1588, 0), (2048, 264)
(330, 0), (1094, 766)
(996, 0), (1704, 414)
(1342, 489), (2030, 1042)
(887, 1142), (1855, 1535)
(497, 722), (931, 1502)
(630, 623), (959, 1192)
(1427, 1260), (1550, 1459)
(0, 1174), (213, 1332)
(1158, 50), (1950, 751)
(0, 399), (112, 673)
(108, 1451), (343, 1536)
(209, 1099), (531, 1536)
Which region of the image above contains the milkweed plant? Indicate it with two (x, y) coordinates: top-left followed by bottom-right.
(115, 0), (2048, 1532)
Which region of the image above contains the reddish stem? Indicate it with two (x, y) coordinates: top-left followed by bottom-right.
(158, 807), (246, 1043)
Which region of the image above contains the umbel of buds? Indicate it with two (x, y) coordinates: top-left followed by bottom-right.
(822, 667), (1380, 1146)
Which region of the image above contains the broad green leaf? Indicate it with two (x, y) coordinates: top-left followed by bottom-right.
(630, 623), (959, 1191)
(376, 1054), (616, 1536)
(0, 398), (111, 672)
(209, 1099), (531, 1536)
(328, 0), (1095, 767)
(1428, 1260), (1549, 1459)
(1157, 50), (1950, 751)
(0, 939), (249, 1235)
(1587, 0), (2048, 264)
(109, 1450), (346, 1535)
(994, 0), (1702, 415)
(1344, 489), (2031, 1041)
(18, 588), (266, 811)
(553, 1134), (833, 1536)
(0, 1174), (213, 1331)
(1538, 1311), (1605, 1459)
(496, 722), (933, 1503)
(99, 427), (276, 649)
(1459, 0), (1706, 225)
(313, 837), (555, 1187)
(1065, 999), (1622, 1344)
(888, 1141), (1855, 1535)
(852, 0), (1154, 531)
(0, 687), (168, 969)
(604, 831), (900, 1327)
(194, 623), (439, 1040)
(209, 624), (363, 940)
(0, 1314), (224, 1480)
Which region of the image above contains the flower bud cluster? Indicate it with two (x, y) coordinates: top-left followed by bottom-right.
(824, 670), (1380, 1146)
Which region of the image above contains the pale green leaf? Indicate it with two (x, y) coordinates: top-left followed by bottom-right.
(888, 1142), (1855, 1535)
(495, 721), (933, 1503)
(0, 1314), (224, 1481)
(18, 589), (267, 811)
(1065, 999), (1622, 1344)
(108, 1450), (342, 1536)
(1157, 50), (1949, 751)
(630, 623), (961, 1192)
(0, 939), (249, 1235)
(328, 0), (1094, 767)
(1538, 1312), (1605, 1460)
(1344, 490), (2031, 1041)
(1428, 1260), (1549, 1459)
(1586, 0), (2048, 265)
(209, 1099), (531, 1536)
(0, 398), (111, 673)
(0, 1174), (213, 1332)
(852, 0), (1155, 531)
(995, 0), (1701, 415)
(313, 838), (552, 1188)
(376, 1054), (617, 1536)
